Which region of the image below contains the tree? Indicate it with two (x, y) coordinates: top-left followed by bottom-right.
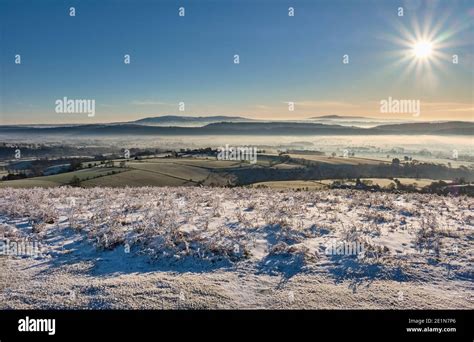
(391, 158), (400, 166)
(69, 159), (82, 171)
(69, 176), (81, 187)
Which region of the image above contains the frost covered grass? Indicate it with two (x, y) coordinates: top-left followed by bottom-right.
(0, 186), (472, 280)
(0, 186), (472, 309)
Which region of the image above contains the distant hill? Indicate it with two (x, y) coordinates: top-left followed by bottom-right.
(373, 121), (474, 135)
(305, 115), (409, 128)
(0, 121), (472, 136)
(132, 115), (256, 126)
(308, 115), (373, 120)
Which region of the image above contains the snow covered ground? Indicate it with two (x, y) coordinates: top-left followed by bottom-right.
(0, 187), (472, 309)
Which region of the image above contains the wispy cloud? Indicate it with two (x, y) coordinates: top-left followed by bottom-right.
(444, 107), (474, 112)
(295, 101), (361, 108)
(422, 102), (474, 113)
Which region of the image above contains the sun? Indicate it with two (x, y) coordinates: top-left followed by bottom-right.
(413, 41), (433, 59)
(381, 10), (462, 86)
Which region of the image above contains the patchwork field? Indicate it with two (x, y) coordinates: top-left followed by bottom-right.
(0, 167), (126, 188)
(0, 187), (472, 309)
(319, 178), (444, 188)
(250, 178), (444, 190)
(287, 154), (389, 165)
(127, 161), (213, 181)
(251, 180), (328, 190)
(2, 153), (471, 192)
(81, 169), (189, 187)
(0, 158), (238, 188)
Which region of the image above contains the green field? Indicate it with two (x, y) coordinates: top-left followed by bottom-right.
(252, 155), (302, 169)
(287, 154), (389, 165)
(319, 177), (444, 189)
(0, 158), (236, 188)
(251, 180), (329, 190)
(82, 160), (233, 187)
(131, 157), (244, 168)
(81, 169), (188, 187)
(0, 167), (125, 188)
(251, 177), (443, 190)
(0, 154), (458, 189)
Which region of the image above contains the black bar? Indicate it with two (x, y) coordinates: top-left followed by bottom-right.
(0, 310), (472, 341)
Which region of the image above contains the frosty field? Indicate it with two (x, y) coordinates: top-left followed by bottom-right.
(0, 187), (472, 309)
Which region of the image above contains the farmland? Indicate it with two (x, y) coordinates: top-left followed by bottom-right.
(0, 158), (243, 188)
(251, 180), (329, 190)
(288, 154), (389, 165)
(1, 153), (473, 192)
(0, 167), (126, 188)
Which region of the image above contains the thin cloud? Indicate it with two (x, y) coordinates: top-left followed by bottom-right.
(434, 107), (474, 113)
(296, 101), (361, 108)
(422, 102), (473, 113)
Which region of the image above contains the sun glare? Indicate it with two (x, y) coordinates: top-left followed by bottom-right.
(413, 41), (433, 59)
(381, 6), (467, 86)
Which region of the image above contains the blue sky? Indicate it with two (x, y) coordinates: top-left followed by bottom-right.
(1, 0), (473, 124)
